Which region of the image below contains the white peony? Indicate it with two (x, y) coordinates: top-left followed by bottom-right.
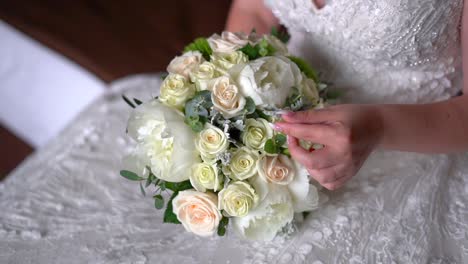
(233, 56), (303, 108)
(126, 100), (198, 182)
(208, 31), (249, 54)
(172, 190), (222, 237)
(209, 76), (246, 118)
(159, 74), (196, 110)
(233, 183), (294, 241)
(167, 51), (204, 79)
(195, 124), (229, 163)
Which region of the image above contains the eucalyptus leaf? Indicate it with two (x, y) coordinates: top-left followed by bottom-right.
(244, 97), (256, 115)
(120, 170), (144, 181)
(274, 134), (287, 147)
(154, 194), (164, 209)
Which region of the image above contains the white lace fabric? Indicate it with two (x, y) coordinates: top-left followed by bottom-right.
(267, 0), (463, 104)
(1, 1), (468, 263)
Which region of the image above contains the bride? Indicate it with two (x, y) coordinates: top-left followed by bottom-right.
(0, 0), (467, 263)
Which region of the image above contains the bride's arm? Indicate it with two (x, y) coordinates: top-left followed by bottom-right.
(272, 2), (468, 190)
(225, 0), (279, 34)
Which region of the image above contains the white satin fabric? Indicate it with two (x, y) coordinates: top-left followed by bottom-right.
(1, 1), (468, 263)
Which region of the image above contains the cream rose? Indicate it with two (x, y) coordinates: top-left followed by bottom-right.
(208, 32), (249, 54)
(190, 163), (222, 192)
(218, 181), (259, 217)
(172, 190), (221, 237)
(189, 61), (220, 91)
(126, 99), (198, 182)
(233, 56), (302, 108)
(299, 73), (320, 106)
(224, 147), (259, 181)
(196, 124), (229, 163)
(167, 51), (204, 79)
(159, 74), (196, 110)
(264, 35), (288, 56)
(257, 154), (295, 185)
(233, 184), (293, 241)
(241, 118), (273, 150)
(209, 76), (246, 118)
(211, 51), (248, 73)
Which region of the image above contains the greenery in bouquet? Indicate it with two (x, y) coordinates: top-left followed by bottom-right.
(120, 29), (332, 241)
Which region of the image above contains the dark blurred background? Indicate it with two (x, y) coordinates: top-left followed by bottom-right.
(0, 0), (232, 179)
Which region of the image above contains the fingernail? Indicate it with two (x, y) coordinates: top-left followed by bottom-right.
(272, 123), (283, 132)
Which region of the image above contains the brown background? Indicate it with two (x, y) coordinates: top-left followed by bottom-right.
(0, 0), (232, 178)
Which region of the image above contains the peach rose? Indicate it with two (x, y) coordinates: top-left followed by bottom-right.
(172, 190), (221, 237)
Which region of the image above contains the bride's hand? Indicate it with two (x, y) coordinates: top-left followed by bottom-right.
(273, 105), (383, 190)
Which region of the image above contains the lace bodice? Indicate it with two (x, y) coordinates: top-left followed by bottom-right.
(266, 0), (464, 103)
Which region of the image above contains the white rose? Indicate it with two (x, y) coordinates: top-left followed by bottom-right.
(264, 35), (288, 56)
(190, 163), (222, 192)
(257, 154), (295, 185)
(189, 61), (220, 90)
(167, 51), (204, 79)
(241, 118), (273, 150)
(196, 124), (229, 163)
(159, 74), (196, 110)
(172, 190), (222, 237)
(211, 51), (248, 73)
(127, 100), (198, 182)
(224, 147), (260, 181)
(233, 56), (303, 108)
(218, 181), (259, 217)
(209, 76), (246, 118)
(233, 183), (294, 241)
(299, 73), (320, 106)
(208, 32), (249, 54)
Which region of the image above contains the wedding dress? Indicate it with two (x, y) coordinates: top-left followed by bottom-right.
(1, 0), (467, 263)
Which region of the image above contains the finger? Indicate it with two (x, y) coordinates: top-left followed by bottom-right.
(282, 108), (339, 124)
(307, 164), (346, 184)
(322, 174), (352, 191)
(287, 136), (337, 169)
(275, 123), (336, 144)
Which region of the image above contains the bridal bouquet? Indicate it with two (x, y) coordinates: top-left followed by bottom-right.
(120, 29), (330, 241)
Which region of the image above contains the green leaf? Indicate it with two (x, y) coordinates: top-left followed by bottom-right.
(270, 27), (291, 44)
(140, 182), (146, 196)
(254, 109), (272, 122)
(154, 194), (164, 209)
(163, 192), (181, 224)
(326, 90), (343, 100)
(133, 98), (143, 106)
(274, 134), (287, 147)
(159, 181), (166, 191)
(122, 95), (136, 108)
(281, 147), (291, 157)
(239, 43), (259, 60)
(264, 139), (277, 154)
(120, 170), (144, 181)
(217, 216), (229, 236)
(145, 173), (153, 187)
(244, 97), (256, 115)
(164, 180), (193, 192)
(184, 38), (213, 60)
(287, 56), (319, 83)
